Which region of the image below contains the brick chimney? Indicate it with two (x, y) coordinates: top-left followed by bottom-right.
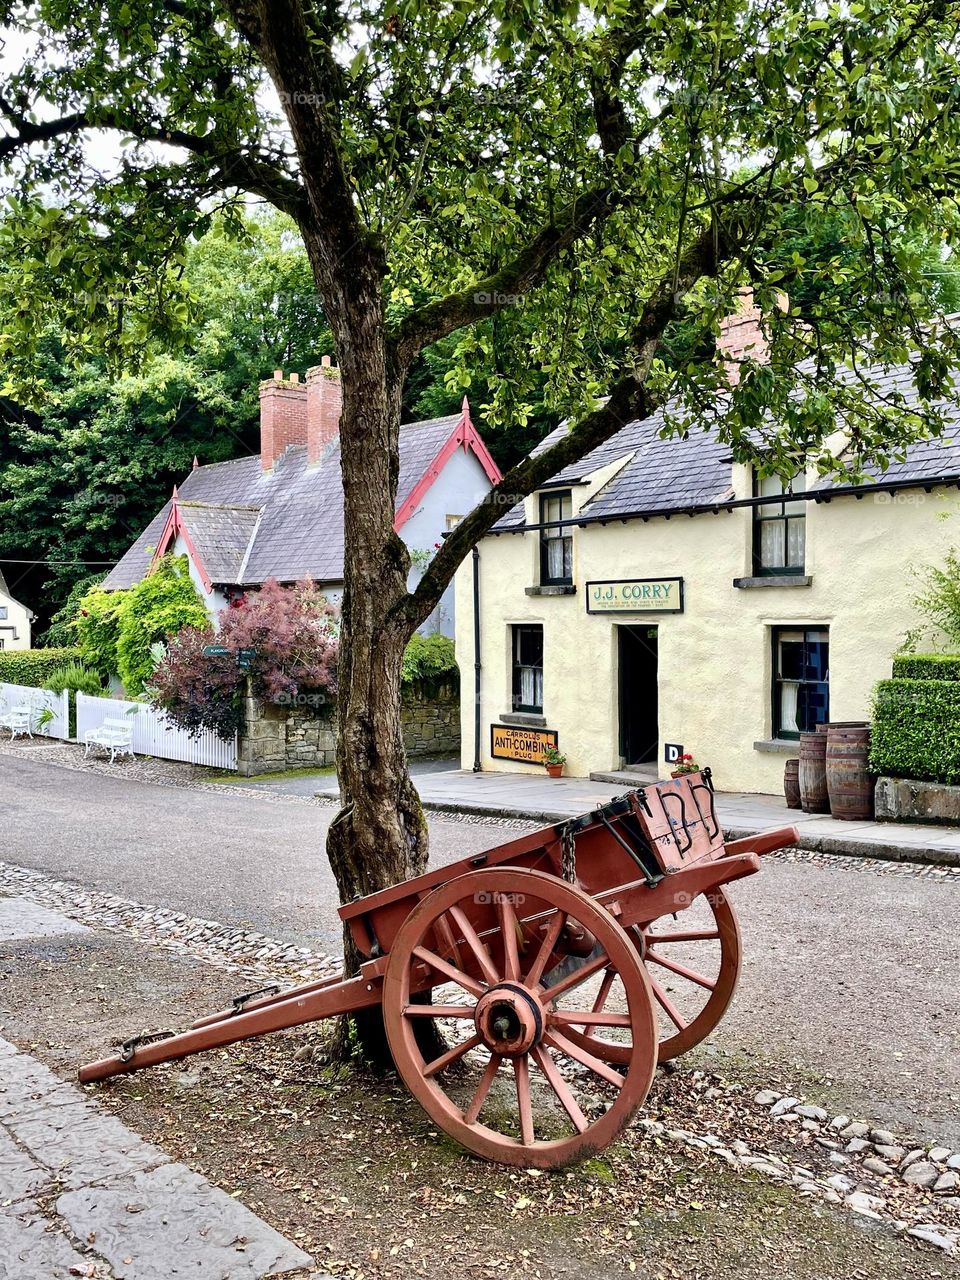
(716, 288), (787, 385)
(259, 371), (307, 472)
(306, 356), (343, 465)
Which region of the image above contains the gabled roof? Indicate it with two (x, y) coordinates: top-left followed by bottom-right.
(494, 358), (960, 531)
(104, 400), (501, 591)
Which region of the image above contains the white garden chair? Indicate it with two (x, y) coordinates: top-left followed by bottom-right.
(0, 704), (34, 740)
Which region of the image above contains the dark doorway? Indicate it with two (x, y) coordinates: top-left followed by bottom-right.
(619, 625), (659, 764)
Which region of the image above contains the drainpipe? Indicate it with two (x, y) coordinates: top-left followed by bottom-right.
(472, 545), (482, 772)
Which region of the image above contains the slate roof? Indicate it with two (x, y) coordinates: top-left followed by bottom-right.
(104, 413), (462, 590)
(177, 502), (262, 583)
(494, 361), (960, 531)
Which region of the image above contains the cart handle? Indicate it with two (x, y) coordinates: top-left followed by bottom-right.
(723, 826), (799, 859)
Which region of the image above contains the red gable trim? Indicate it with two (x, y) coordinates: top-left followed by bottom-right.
(150, 488), (214, 594)
(394, 397), (502, 531)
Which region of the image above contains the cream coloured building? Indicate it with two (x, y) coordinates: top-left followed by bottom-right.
(455, 385), (960, 795)
(0, 569), (33, 651)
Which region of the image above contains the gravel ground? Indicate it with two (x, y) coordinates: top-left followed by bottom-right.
(2, 746), (958, 1147)
(0, 922), (950, 1278)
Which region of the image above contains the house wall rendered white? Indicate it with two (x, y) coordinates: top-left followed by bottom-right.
(402, 445), (496, 637)
(0, 589), (33, 650)
(455, 474), (960, 794)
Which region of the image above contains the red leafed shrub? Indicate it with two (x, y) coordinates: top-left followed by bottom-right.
(148, 624), (243, 740)
(148, 579), (339, 740)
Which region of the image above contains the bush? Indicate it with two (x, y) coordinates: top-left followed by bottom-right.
(39, 573), (106, 648)
(0, 648), (82, 685)
(73, 587), (125, 682)
(914, 548), (960, 648)
(870, 677), (960, 784)
(146, 625), (245, 741)
(401, 633), (457, 686)
(115, 555), (208, 695)
(44, 662), (107, 738)
(149, 579), (339, 740)
(44, 662), (106, 697)
(892, 653), (960, 681)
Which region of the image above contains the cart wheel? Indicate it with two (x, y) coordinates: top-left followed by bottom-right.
(560, 886), (742, 1064)
(383, 867), (657, 1169)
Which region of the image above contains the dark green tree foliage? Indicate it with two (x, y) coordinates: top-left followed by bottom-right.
(0, 212), (332, 620)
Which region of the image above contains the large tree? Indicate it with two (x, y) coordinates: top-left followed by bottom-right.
(3, 0), (960, 1052)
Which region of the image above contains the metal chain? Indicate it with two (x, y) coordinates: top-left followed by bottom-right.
(560, 822), (577, 882)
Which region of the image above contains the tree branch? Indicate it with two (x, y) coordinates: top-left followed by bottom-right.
(390, 184), (617, 368)
(403, 224), (726, 627)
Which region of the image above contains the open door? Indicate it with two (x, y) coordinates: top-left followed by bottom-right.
(618, 624), (659, 765)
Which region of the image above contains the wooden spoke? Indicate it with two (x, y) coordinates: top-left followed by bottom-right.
(423, 1033), (483, 1078)
(582, 966), (616, 1041)
(644, 948), (717, 991)
(543, 950), (610, 1001)
(384, 867), (658, 1168)
(463, 1053), (502, 1124)
(412, 946), (486, 998)
(648, 974), (689, 1031)
(643, 928), (720, 944)
(525, 910), (566, 987)
(514, 1055), (534, 1146)
(531, 1044), (589, 1133)
(498, 897), (521, 982)
(550, 1009), (633, 1028)
(403, 1004), (475, 1019)
(544, 1029), (626, 1089)
(447, 905), (500, 986)
(557, 886), (742, 1068)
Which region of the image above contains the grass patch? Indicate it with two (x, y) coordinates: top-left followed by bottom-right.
(205, 765), (337, 783)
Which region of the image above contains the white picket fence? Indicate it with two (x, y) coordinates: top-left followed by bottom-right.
(0, 681), (70, 739)
(76, 693), (237, 769)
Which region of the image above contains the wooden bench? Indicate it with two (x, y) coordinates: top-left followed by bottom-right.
(83, 716), (134, 764)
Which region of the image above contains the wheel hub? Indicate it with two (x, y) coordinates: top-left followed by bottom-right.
(474, 982), (544, 1056)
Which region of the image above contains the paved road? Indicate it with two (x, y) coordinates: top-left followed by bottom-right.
(2, 753), (958, 1142)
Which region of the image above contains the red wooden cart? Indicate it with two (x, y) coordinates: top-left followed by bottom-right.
(79, 772), (797, 1169)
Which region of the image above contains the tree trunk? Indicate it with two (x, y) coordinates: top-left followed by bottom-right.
(316, 275), (430, 1065)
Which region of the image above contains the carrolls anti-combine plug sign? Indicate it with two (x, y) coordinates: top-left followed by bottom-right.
(491, 724), (558, 764)
(586, 578), (684, 613)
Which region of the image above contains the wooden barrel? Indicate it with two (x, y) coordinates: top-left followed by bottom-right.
(799, 731), (829, 813)
(784, 759), (801, 809)
(826, 723), (872, 821)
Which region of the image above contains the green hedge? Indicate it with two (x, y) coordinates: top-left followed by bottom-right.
(870, 677), (960, 784)
(0, 648), (82, 686)
(892, 653), (960, 681)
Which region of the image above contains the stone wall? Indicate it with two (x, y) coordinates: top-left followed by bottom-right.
(236, 676), (459, 776)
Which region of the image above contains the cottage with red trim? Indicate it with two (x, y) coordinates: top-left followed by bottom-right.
(102, 358), (501, 635)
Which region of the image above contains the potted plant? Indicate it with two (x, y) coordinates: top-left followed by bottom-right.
(670, 752), (700, 778)
(543, 747), (567, 778)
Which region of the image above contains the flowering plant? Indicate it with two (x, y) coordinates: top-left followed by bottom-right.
(672, 753), (700, 776)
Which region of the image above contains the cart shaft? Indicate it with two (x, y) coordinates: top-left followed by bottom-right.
(78, 973), (383, 1083)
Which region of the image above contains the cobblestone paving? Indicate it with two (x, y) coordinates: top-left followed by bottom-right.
(0, 898), (314, 1280)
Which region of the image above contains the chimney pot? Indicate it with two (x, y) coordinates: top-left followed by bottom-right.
(289, 372), (300, 384)
(321, 355), (331, 367)
(273, 369), (283, 380)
